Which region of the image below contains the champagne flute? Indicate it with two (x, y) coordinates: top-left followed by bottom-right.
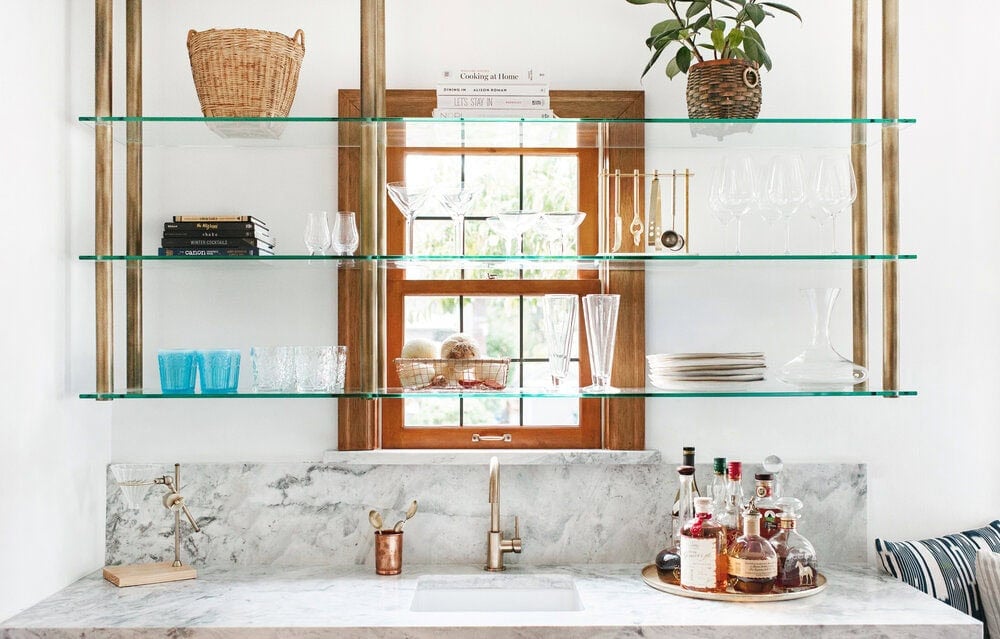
(331, 211), (359, 256)
(542, 294), (578, 388)
(765, 154), (806, 254)
(303, 211), (332, 256)
(810, 154), (857, 254)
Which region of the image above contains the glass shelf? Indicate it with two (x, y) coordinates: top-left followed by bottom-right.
(80, 253), (917, 266)
(78, 115), (916, 149)
(81, 387), (916, 400)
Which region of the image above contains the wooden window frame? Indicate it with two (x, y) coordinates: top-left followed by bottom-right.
(337, 89), (645, 451)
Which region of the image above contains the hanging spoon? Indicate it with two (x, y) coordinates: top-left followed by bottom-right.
(392, 499), (418, 532)
(611, 170), (623, 252)
(660, 169), (685, 252)
(369, 509), (384, 531)
(630, 169), (644, 247)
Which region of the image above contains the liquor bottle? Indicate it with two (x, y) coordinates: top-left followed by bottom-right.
(717, 460), (744, 548)
(771, 498), (819, 591)
(753, 472), (780, 539)
(656, 465), (697, 584)
(671, 448), (701, 543)
(680, 496), (728, 593)
(708, 457), (727, 515)
(728, 500), (777, 594)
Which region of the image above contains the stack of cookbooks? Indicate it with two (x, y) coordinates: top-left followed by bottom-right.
(159, 215), (274, 256)
(433, 68), (554, 119)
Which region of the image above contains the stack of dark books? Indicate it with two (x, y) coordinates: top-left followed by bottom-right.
(158, 215), (274, 256)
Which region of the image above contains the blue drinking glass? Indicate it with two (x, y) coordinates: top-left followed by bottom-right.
(197, 349), (241, 394)
(158, 349), (197, 394)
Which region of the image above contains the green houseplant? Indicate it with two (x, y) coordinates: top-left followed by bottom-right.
(626, 0), (801, 118)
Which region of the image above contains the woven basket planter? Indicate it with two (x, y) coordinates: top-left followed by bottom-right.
(187, 28), (305, 118)
(686, 59), (762, 119)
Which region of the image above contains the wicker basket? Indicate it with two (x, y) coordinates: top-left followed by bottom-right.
(187, 28), (305, 119)
(394, 358), (510, 391)
(686, 59), (762, 119)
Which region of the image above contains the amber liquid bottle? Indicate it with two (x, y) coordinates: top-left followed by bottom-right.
(680, 496), (728, 593)
(727, 501), (777, 594)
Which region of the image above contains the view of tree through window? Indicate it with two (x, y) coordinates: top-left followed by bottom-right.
(400, 142), (583, 430)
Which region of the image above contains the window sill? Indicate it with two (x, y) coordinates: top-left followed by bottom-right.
(320, 449), (662, 466)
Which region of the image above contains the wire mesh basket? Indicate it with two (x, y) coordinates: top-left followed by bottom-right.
(394, 358), (510, 391)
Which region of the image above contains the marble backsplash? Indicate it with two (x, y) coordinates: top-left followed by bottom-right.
(105, 454), (866, 568)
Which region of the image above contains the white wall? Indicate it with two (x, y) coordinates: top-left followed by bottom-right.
(0, 0), (111, 621)
(78, 0), (998, 554)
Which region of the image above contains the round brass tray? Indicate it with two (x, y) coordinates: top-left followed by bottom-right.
(640, 564), (827, 602)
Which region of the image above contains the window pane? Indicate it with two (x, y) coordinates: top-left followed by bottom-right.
(405, 398), (460, 427)
(463, 296), (520, 360)
(404, 296), (460, 345)
(523, 363), (581, 426)
(523, 155), (578, 212)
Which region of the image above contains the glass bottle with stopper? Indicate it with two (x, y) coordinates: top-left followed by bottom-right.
(771, 497), (819, 591)
(680, 496), (728, 593)
(717, 460), (744, 548)
(728, 499), (778, 594)
(709, 457), (727, 516)
(763, 454), (784, 500)
(656, 465), (697, 584)
(753, 472), (780, 540)
(671, 446), (701, 538)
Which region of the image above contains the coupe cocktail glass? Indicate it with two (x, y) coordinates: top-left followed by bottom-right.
(386, 182), (432, 255)
(436, 183), (478, 256)
(488, 210), (541, 256)
(540, 211), (587, 255)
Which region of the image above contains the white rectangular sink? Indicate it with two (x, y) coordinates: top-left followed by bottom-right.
(410, 573), (584, 612)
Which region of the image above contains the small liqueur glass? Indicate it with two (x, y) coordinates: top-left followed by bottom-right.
(386, 182), (432, 256)
(303, 211), (332, 256)
(542, 294), (578, 388)
(331, 211), (360, 256)
(581, 293), (620, 393)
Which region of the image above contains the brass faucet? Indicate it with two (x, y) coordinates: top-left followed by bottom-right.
(486, 456), (522, 571)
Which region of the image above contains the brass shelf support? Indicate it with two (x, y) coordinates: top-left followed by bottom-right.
(126, 0), (143, 391)
(882, 0), (900, 393)
(95, 0), (114, 396)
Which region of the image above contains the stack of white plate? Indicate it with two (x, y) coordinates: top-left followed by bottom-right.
(646, 352), (766, 390)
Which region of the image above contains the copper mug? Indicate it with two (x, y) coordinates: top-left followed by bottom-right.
(375, 530), (403, 575)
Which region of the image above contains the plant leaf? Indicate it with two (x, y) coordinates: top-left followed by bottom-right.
(689, 14), (711, 33)
(713, 19), (727, 30)
(713, 0), (738, 8)
(665, 57), (682, 79)
(730, 47), (748, 60)
(759, 1), (802, 21)
(641, 42), (671, 79)
(686, 1), (709, 18)
(743, 36), (770, 70)
(626, 0), (669, 5)
(650, 29), (682, 49)
(676, 46), (693, 73)
(711, 28), (725, 51)
(650, 18), (683, 38)
(743, 25), (765, 47)
(726, 28), (744, 49)
(745, 3), (766, 25)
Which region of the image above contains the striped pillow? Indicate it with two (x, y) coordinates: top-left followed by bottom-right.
(875, 520), (1000, 626)
(979, 550), (1000, 638)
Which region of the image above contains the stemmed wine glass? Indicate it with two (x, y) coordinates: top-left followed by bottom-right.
(540, 211), (587, 255)
(708, 168), (737, 253)
(717, 156), (757, 255)
(436, 184), (478, 256)
(764, 154), (807, 254)
(386, 182), (432, 255)
(810, 154), (857, 254)
(488, 210), (541, 256)
(331, 211), (359, 255)
(303, 211), (332, 256)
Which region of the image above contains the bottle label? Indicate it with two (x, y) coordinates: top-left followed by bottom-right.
(728, 556), (777, 579)
(680, 536), (720, 589)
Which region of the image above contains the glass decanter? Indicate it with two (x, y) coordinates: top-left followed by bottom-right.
(771, 498), (819, 591)
(777, 287), (869, 390)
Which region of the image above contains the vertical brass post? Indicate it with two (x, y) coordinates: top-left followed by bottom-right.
(882, 0), (900, 392)
(851, 0), (869, 389)
(126, 0), (143, 391)
(95, 0), (114, 395)
(359, 0), (386, 444)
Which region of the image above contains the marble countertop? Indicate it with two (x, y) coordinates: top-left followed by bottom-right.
(1, 564), (981, 638)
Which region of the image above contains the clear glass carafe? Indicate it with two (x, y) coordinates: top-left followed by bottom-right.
(777, 287), (869, 390)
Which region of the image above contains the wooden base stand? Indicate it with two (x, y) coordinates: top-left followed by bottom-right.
(103, 562), (197, 587)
